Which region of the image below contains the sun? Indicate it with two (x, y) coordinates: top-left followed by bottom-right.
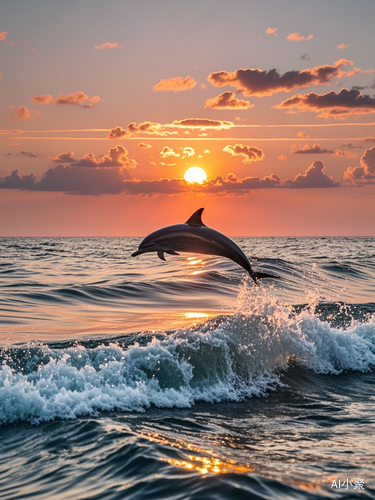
(184, 167), (207, 184)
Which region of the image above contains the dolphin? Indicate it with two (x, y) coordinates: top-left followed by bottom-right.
(131, 208), (278, 284)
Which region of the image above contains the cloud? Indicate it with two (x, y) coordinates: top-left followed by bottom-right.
(275, 88), (375, 118)
(278, 155), (287, 161)
(338, 43), (354, 49)
(297, 131), (310, 138)
(12, 106), (40, 120)
(160, 146), (180, 158)
(204, 91), (252, 109)
(172, 118), (233, 128)
(72, 145), (137, 169)
(208, 59), (365, 97)
(182, 147), (195, 158)
(0, 167), (128, 195)
(285, 160), (339, 188)
(292, 143), (335, 154)
(331, 149), (358, 158)
(31, 92), (102, 107)
(341, 142), (362, 149)
(138, 143), (152, 149)
(16, 151), (41, 158)
(301, 53), (310, 60)
(108, 122), (166, 139)
(94, 42), (123, 50)
(266, 27), (278, 36)
(364, 137), (375, 143)
(153, 75), (197, 92)
(0, 170), (36, 189)
(343, 147), (375, 185)
(32, 95), (54, 103)
(48, 151), (76, 163)
(223, 144), (265, 164)
(0, 31), (7, 41)
(287, 33), (313, 41)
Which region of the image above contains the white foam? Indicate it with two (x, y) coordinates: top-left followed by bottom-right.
(1, 283), (374, 424)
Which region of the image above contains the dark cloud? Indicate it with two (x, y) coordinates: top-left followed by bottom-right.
(205, 91), (252, 109)
(364, 137), (375, 143)
(72, 145), (137, 169)
(0, 167), (128, 195)
(285, 161), (339, 188)
(275, 88), (375, 117)
(223, 144), (265, 164)
(208, 59), (361, 97)
(343, 147), (375, 185)
(301, 53), (310, 60)
(292, 143), (335, 154)
(108, 122), (163, 139)
(16, 151), (41, 158)
(172, 118), (233, 128)
(0, 170), (36, 189)
(342, 142), (362, 149)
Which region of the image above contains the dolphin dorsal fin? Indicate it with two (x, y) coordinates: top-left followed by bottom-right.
(185, 208), (205, 227)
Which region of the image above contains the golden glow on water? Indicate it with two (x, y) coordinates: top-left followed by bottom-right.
(183, 312), (209, 319)
(165, 455), (254, 475)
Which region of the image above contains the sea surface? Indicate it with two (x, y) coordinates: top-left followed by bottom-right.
(0, 236), (374, 499)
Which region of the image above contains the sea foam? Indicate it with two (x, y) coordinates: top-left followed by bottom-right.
(1, 283), (374, 424)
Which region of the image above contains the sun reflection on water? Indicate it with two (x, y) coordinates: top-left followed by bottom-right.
(165, 455), (253, 475)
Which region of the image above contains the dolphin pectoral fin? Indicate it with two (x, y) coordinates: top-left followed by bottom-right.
(185, 208), (206, 227)
(157, 251), (166, 261)
(254, 272), (280, 280)
(165, 250), (180, 256)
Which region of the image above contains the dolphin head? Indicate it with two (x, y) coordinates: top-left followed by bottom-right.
(131, 241), (158, 257)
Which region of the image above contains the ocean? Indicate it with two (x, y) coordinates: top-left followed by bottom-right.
(0, 236), (374, 499)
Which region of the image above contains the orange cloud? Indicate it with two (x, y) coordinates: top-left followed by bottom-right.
(160, 146), (179, 158)
(31, 92), (102, 106)
(108, 122), (164, 139)
(297, 131), (310, 138)
(12, 106), (41, 120)
(278, 155), (287, 161)
(208, 59), (361, 97)
(48, 152), (76, 163)
(205, 91), (252, 109)
(332, 149), (358, 158)
(266, 27), (278, 36)
(285, 161), (339, 188)
(172, 118), (233, 128)
(337, 43), (354, 49)
(94, 42), (123, 50)
(153, 75), (197, 92)
(343, 147), (375, 185)
(287, 33), (313, 41)
(138, 143), (152, 149)
(182, 147), (195, 158)
(0, 31), (7, 41)
(223, 144), (265, 164)
(275, 88), (375, 118)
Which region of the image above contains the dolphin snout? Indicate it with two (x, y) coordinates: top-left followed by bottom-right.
(131, 250), (142, 257)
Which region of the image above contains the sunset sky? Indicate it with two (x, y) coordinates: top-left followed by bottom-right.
(1, 0), (375, 236)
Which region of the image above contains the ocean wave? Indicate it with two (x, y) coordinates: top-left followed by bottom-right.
(1, 283), (374, 425)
